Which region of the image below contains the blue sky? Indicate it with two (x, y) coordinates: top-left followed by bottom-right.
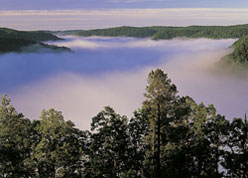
(1, 0), (248, 10)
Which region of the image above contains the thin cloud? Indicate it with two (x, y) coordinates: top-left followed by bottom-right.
(1, 8), (248, 30)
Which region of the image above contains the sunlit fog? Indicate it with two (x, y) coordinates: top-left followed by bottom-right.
(1, 36), (242, 129)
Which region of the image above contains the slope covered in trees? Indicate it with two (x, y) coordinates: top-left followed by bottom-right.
(0, 28), (62, 42)
(0, 28), (71, 54)
(0, 37), (71, 54)
(0, 69), (247, 178)
(221, 35), (248, 69)
(58, 24), (248, 39)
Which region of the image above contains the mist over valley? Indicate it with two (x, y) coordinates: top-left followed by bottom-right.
(2, 1), (248, 175)
(0, 36), (242, 129)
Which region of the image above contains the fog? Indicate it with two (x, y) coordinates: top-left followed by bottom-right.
(1, 36), (245, 130)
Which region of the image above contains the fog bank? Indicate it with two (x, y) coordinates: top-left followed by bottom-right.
(1, 37), (244, 129)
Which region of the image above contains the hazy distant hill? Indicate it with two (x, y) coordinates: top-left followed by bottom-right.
(0, 28), (62, 42)
(57, 25), (248, 40)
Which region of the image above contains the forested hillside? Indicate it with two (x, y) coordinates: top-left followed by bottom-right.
(0, 28), (71, 53)
(0, 38), (36, 53)
(58, 24), (248, 39)
(221, 35), (248, 70)
(0, 69), (247, 178)
(0, 37), (71, 54)
(0, 28), (62, 42)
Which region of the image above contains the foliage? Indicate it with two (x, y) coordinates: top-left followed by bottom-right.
(0, 69), (248, 177)
(61, 24), (248, 40)
(0, 95), (33, 178)
(0, 37), (71, 54)
(0, 28), (61, 42)
(86, 107), (131, 178)
(224, 35), (248, 68)
(33, 109), (86, 178)
(0, 28), (71, 54)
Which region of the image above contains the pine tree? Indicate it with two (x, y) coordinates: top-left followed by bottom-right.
(142, 69), (178, 178)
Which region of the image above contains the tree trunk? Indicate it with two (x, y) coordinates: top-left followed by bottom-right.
(156, 103), (161, 178)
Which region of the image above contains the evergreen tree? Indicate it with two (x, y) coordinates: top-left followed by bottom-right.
(128, 110), (150, 177)
(142, 69), (181, 177)
(187, 101), (227, 178)
(0, 95), (33, 178)
(223, 117), (248, 177)
(87, 107), (130, 178)
(33, 109), (85, 178)
(1, 69), (248, 178)
(203, 114), (229, 177)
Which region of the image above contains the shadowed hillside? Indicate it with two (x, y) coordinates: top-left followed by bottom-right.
(0, 28), (62, 42)
(220, 35), (248, 70)
(0, 38), (71, 54)
(0, 28), (72, 53)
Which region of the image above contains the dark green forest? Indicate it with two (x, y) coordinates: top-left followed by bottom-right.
(0, 28), (61, 42)
(0, 38), (71, 54)
(1, 69), (247, 178)
(0, 38), (36, 53)
(59, 24), (248, 40)
(0, 28), (71, 54)
(221, 35), (248, 69)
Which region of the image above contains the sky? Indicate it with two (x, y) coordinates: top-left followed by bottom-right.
(1, 0), (248, 30)
(1, 0), (248, 10)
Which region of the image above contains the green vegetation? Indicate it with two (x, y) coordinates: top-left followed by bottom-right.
(0, 69), (247, 178)
(220, 35), (248, 69)
(0, 37), (71, 54)
(0, 38), (36, 53)
(0, 28), (62, 42)
(0, 28), (71, 54)
(59, 24), (248, 39)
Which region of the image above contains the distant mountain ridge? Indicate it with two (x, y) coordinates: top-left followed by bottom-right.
(54, 24), (248, 40)
(2, 26), (248, 68)
(54, 25), (248, 69)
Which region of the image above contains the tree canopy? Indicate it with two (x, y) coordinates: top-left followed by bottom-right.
(60, 24), (248, 40)
(0, 69), (247, 177)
